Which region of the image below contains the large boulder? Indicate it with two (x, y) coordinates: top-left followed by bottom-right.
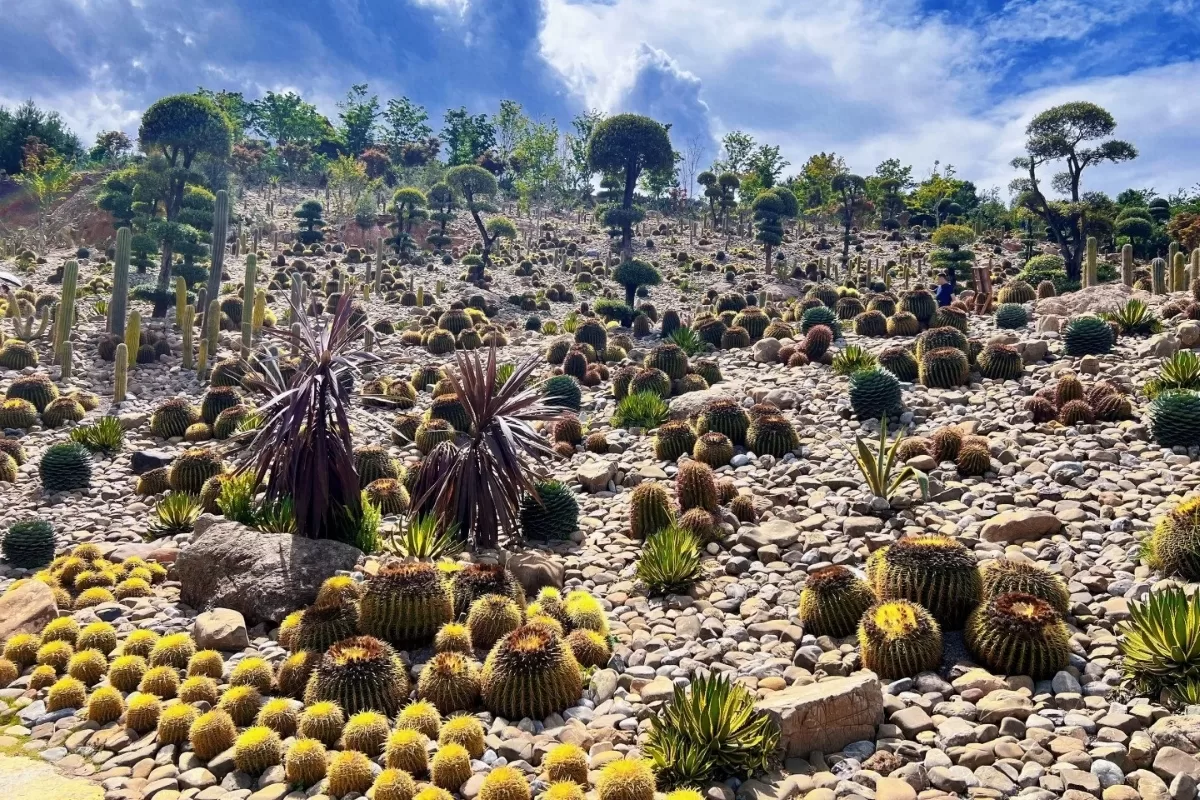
(175, 522), (363, 626)
(754, 672), (883, 757)
(980, 509), (1061, 544)
(0, 580), (57, 641)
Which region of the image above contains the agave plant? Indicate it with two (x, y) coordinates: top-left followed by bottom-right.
(1118, 585), (1200, 706)
(644, 673), (780, 788)
(563, 311), (581, 334)
(541, 321), (559, 335)
(831, 344), (878, 376)
(1143, 350), (1200, 400)
(838, 417), (928, 506)
(70, 417), (124, 455)
(408, 346), (562, 549)
(611, 391), (669, 430)
(254, 496), (298, 533)
(667, 326), (703, 357)
(240, 295), (380, 546)
(383, 514), (462, 560)
(148, 493), (202, 538)
(494, 363), (515, 389)
(636, 525), (703, 595)
(1100, 298), (1161, 337)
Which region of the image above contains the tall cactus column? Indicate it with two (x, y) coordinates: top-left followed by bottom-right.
(1152, 258), (1168, 295)
(374, 237), (384, 294)
(110, 227), (131, 337)
(55, 259), (78, 365)
(205, 189), (230, 309)
(1172, 252), (1186, 294)
(1083, 237), (1097, 288)
(1121, 244), (1133, 287)
(241, 254), (257, 356)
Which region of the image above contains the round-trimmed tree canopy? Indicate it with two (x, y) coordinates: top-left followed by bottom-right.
(931, 224), (976, 250)
(586, 114), (673, 178)
(446, 164), (498, 203)
(139, 94), (233, 166)
(486, 217), (518, 240)
(772, 187), (799, 218)
(392, 187), (427, 209)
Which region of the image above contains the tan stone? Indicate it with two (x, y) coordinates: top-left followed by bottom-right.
(980, 509), (1061, 544)
(754, 673), (883, 758)
(0, 581), (57, 642)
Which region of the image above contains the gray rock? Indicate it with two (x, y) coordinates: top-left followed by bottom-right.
(755, 673), (883, 758)
(175, 522), (363, 626)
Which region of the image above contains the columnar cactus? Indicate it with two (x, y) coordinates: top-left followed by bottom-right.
(242, 254), (257, 353)
(56, 260), (78, 365)
(1173, 252), (1187, 294)
(114, 344), (128, 402)
(124, 311), (140, 370)
(110, 227), (130, 338)
(206, 299), (221, 366)
(1083, 236), (1097, 288)
(205, 189), (229, 305)
(175, 277), (187, 325)
(1122, 244), (1133, 287)
(1152, 258), (1167, 294)
(374, 237), (385, 294)
(181, 305), (194, 369)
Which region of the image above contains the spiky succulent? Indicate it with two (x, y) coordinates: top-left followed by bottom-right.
(384, 728), (429, 774)
(566, 629), (612, 669)
(342, 709), (390, 755)
(304, 635), (410, 716)
(918, 347), (969, 388)
(2, 518), (56, 568)
(965, 592), (1070, 679)
(858, 600), (943, 679)
(298, 700), (345, 746)
(798, 566), (875, 638)
(0, 398), (38, 429)
(1063, 315), (1114, 356)
(518, 480), (580, 541)
(872, 535), (981, 629)
(124, 693), (161, 733)
(853, 310), (887, 337)
(802, 325), (834, 360)
(977, 343), (1023, 381)
(848, 367), (903, 421)
(746, 415), (798, 457)
(695, 399), (750, 446)
(481, 624), (583, 720)
(359, 562), (454, 647)
(150, 398), (201, 439)
(167, 448), (224, 494)
(653, 421), (697, 462)
(449, 563), (525, 617)
(994, 303), (1029, 329)
(676, 460), (718, 512)
(284, 738), (328, 788)
(1150, 390), (1200, 447)
(637, 525), (703, 595)
(39, 442), (92, 492)
(886, 313), (920, 337)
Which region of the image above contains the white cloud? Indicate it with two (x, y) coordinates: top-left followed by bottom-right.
(540, 0), (1200, 197)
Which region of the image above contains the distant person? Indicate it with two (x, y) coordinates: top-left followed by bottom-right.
(935, 271), (955, 307)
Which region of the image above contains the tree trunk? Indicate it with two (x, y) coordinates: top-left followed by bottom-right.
(621, 163), (637, 261)
(624, 284), (636, 307)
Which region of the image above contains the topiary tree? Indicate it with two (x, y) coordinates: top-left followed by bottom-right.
(138, 94), (233, 317)
(446, 165), (504, 280)
(1115, 208), (1155, 258)
(613, 260), (661, 307)
(752, 191), (784, 270)
(1011, 102), (1137, 280)
(716, 172), (740, 247)
(586, 114), (674, 259)
(832, 173), (866, 266)
(930, 223), (976, 281)
(294, 200), (326, 245)
(425, 182), (456, 251)
(387, 188), (428, 258)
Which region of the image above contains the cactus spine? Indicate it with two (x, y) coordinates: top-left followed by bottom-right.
(1121, 243), (1133, 287)
(181, 305), (195, 369)
(114, 344), (128, 402)
(124, 311), (140, 370)
(1083, 236), (1097, 288)
(205, 190), (229, 308)
(110, 227), (131, 337)
(55, 259), (77, 364)
(242, 254), (257, 354)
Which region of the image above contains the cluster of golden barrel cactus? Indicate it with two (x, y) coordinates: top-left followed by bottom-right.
(799, 535), (1072, 680)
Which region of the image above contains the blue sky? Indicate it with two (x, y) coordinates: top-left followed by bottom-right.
(2, 0), (1198, 198)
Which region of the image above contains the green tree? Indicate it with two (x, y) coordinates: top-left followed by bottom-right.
(337, 84), (380, 155)
(97, 167), (139, 229)
(832, 173), (866, 264)
(326, 154), (371, 217)
(639, 149), (682, 201)
(747, 144), (789, 189)
(715, 130), (755, 175)
(0, 100), (82, 175)
(387, 187), (428, 257)
(138, 94), (233, 316)
(250, 91), (330, 144)
(12, 142), (79, 252)
(564, 109), (604, 204)
(753, 191), (785, 270)
(195, 88), (255, 141)
(587, 114), (674, 258)
(88, 130), (133, 165)
(446, 165), (503, 278)
(1011, 101), (1137, 280)
(443, 108), (496, 166)
(792, 151), (846, 214)
(381, 97), (432, 153)
(426, 182), (456, 250)
(613, 260), (661, 306)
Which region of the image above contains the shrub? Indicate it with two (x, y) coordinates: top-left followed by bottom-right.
(637, 525), (703, 595)
(611, 391), (668, 430)
(1018, 254), (1076, 295)
(644, 673), (779, 788)
(1118, 585), (1200, 705)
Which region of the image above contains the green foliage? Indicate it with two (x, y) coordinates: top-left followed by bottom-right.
(594, 299), (635, 326)
(149, 493), (202, 538)
(139, 94), (232, 166)
(637, 525), (703, 595)
(666, 326), (703, 356)
(1118, 585), (1200, 706)
(382, 515), (461, 561)
(1145, 351), (1200, 401)
(644, 673), (779, 788)
(848, 367), (904, 421)
(69, 417), (124, 455)
(1063, 315), (1115, 356)
(1100, 299), (1160, 336)
(931, 224), (976, 249)
(840, 417), (928, 502)
(613, 260), (662, 306)
(994, 304), (1029, 329)
(832, 344), (878, 376)
(1018, 254), (1077, 295)
(611, 391), (669, 430)
(519, 481), (580, 541)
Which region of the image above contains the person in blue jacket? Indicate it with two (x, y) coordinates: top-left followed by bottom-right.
(935, 270), (956, 307)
